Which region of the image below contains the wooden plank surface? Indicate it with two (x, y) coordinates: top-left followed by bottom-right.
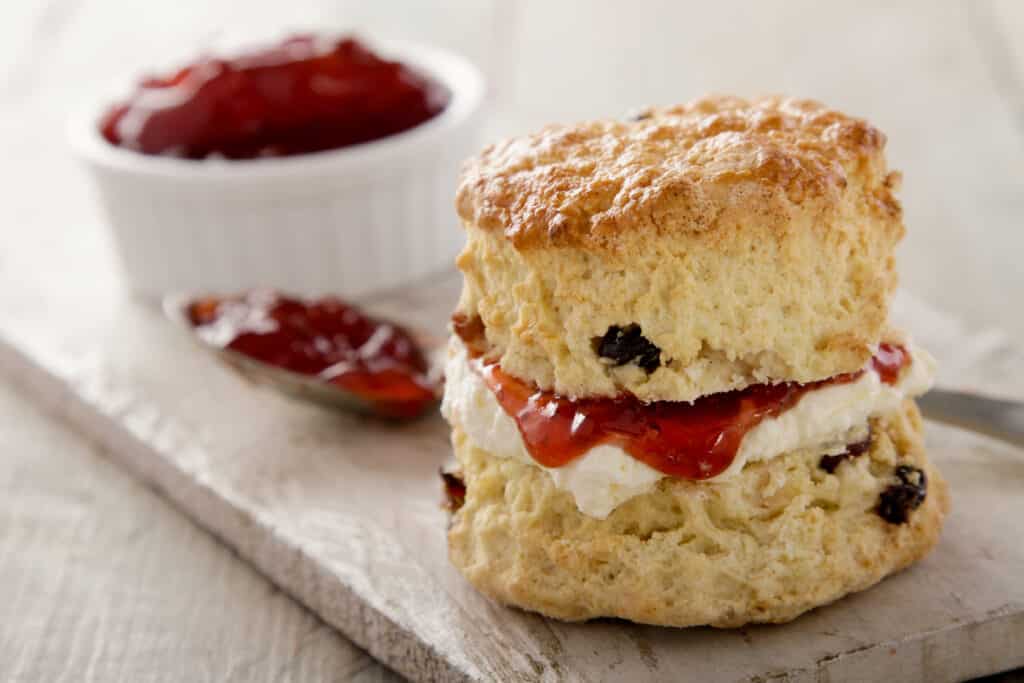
(0, 378), (400, 683)
(1, 0), (1024, 680)
(1, 268), (1023, 682)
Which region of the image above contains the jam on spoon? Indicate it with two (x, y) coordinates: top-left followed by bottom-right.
(101, 35), (450, 159)
(453, 314), (910, 479)
(188, 291), (438, 418)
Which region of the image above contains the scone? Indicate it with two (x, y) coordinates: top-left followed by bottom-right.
(441, 95), (949, 628)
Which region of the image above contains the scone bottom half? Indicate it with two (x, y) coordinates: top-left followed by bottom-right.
(441, 95), (948, 628)
(441, 317), (947, 627)
(445, 401), (948, 628)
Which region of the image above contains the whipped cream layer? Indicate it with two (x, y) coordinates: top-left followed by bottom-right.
(442, 338), (936, 519)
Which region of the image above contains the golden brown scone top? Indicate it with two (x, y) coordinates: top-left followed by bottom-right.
(456, 95), (901, 250)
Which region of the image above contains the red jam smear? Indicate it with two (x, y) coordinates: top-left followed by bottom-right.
(188, 291), (437, 418)
(454, 316), (910, 479)
(101, 35), (449, 159)
(872, 343), (908, 384)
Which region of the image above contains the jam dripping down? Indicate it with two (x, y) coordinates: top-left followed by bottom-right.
(101, 35), (449, 159)
(453, 314), (910, 480)
(189, 291), (437, 418)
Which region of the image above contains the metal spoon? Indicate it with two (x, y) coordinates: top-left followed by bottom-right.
(918, 389), (1024, 448)
(162, 293), (443, 418)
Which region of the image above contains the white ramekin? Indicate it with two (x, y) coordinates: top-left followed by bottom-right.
(69, 40), (485, 301)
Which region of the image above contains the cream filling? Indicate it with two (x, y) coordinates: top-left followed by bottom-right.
(441, 338), (936, 519)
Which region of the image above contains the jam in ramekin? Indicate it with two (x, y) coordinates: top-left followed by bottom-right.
(101, 35), (450, 159)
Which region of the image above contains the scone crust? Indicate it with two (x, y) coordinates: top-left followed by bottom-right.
(447, 400), (948, 627)
(454, 96), (905, 400)
(456, 95), (901, 251)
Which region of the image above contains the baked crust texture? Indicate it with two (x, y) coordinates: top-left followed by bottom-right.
(447, 400), (948, 627)
(454, 96), (905, 400)
(457, 95), (900, 251)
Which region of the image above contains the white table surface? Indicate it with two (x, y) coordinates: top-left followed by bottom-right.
(1, 1), (1022, 680)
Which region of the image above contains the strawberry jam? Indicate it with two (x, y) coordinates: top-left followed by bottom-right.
(872, 343), (908, 384)
(453, 316), (910, 478)
(188, 291), (437, 418)
(101, 35), (449, 159)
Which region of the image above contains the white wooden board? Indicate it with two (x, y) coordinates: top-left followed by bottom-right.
(0, 271), (1022, 682)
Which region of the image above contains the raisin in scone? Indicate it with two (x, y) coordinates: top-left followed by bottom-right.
(441, 95), (949, 627)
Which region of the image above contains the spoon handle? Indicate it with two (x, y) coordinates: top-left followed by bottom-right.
(918, 389), (1024, 448)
